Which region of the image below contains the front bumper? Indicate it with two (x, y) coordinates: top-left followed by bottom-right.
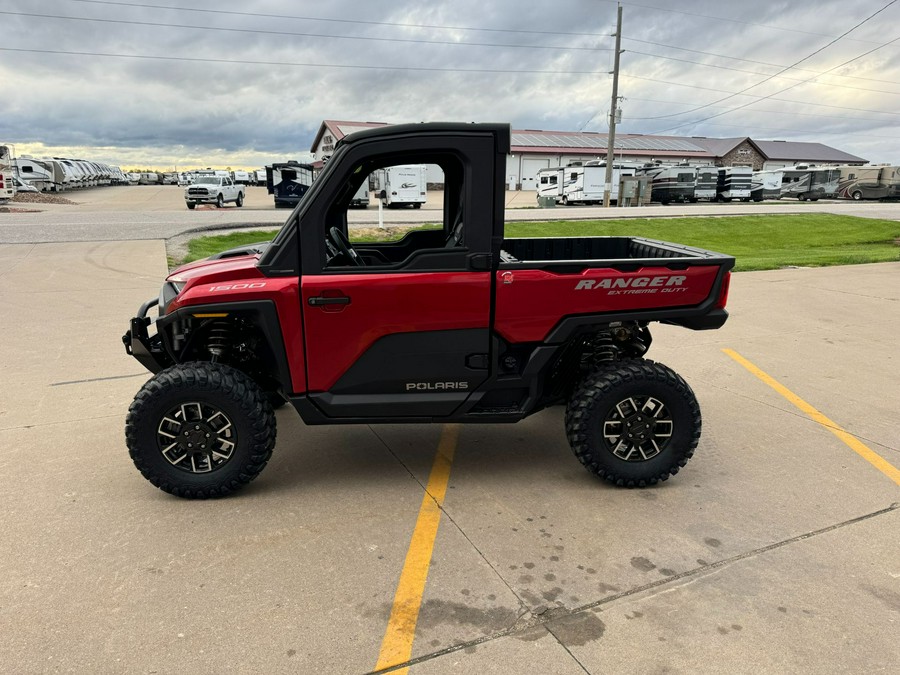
(122, 297), (170, 373)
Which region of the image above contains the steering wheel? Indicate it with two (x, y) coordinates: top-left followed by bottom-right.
(328, 226), (366, 267)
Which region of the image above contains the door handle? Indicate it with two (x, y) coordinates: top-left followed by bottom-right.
(308, 295), (351, 306)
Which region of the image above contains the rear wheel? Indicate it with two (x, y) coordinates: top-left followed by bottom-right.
(565, 360), (701, 487)
(235, 192), (244, 207)
(125, 362), (276, 499)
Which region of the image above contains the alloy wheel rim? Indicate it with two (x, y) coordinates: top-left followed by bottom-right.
(157, 402), (237, 473)
(601, 395), (673, 462)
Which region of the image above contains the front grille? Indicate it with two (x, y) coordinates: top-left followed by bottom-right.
(188, 188), (209, 195)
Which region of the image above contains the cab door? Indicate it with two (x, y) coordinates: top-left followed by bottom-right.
(302, 267), (491, 418)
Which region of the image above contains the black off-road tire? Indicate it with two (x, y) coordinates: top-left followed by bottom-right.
(125, 362), (276, 499)
(267, 391), (287, 410)
(186, 202), (196, 210)
(565, 360), (701, 487)
(235, 192), (244, 207)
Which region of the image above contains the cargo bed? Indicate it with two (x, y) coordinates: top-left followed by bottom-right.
(500, 236), (731, 269)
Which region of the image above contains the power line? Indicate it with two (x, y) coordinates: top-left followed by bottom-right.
(0, 10), (612, 52)
(623, 37), (900, 86)
(626, 96), (900, 125)
(643, 0), (899, 127)
(0, 46), (609, 75)
(610, 0), (885, 44)
(62, 0), (614, 38)
(650, 30), (900, 132)
(625, 49), (900, 97)
(620, 73), (900, 117)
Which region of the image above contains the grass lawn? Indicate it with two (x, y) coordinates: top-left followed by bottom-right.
(181, 213), (899, 272)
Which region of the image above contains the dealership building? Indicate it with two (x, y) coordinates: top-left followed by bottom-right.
(310, 120), (866, 190)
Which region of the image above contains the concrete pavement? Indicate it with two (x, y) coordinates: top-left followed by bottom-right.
(0, 234), (897, 673)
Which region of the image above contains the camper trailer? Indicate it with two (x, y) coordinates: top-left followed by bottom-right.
(537, 162), (637, 205)
(834, 164), (900, 200)
(231, 170), (252, 185)
(560, 164), (606, 205)
(375, 164), (427, 208)
(716, 167), (752, 202)
(12, 156), (54, 192)
(694, 166), (718, 201)
(641, 164), (697, 205)
(0, 145), (14, 202)
(535, 167), (563, 203)
(350, 180), (369, 208)
(780, 167), (841, 201)
(751, 169), (784, 201)
(266, 162), (315, 208)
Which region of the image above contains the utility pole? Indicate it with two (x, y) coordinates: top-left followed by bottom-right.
(603, 3), (623, 208)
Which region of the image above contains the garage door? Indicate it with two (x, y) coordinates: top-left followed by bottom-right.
(522, 158), (551, 190)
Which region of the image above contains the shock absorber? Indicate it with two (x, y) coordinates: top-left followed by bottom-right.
(589, 331), (618, 368)
(206, 320), (233, 361)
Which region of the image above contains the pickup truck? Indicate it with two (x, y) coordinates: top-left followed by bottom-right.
(184, 175), (244, 209)
(123, 123), (734, 498)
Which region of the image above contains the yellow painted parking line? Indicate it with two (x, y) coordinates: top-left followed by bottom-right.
(723, 349), (900, 487)
(375, 425), (459, 673)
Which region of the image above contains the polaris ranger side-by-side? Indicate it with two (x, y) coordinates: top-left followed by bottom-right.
(123, 123), (734, 498)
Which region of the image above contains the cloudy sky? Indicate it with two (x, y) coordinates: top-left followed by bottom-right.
(1, 0), (899, 169)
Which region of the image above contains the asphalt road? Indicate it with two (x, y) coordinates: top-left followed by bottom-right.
(0, 195), (898, 674)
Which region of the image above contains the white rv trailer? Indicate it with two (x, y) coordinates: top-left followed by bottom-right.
(375, 164), (427, 208)
(583, 161), (639, 203)
(0, 145), (14, 202)
(254, 169), (267, 186)
(751, 169), (784, 201)
(694, 166), (718, 201)
(535, 167), (563, 202)
(73, 160), (96, 187)
(110, 166), (128, 185)
(779, 166), (841, 201)
(12, 156), (54, 191)
(231, 170), (252, 185)
(350, 180), (369, 207)
(39, 158), (72, 190)
(833, 164), (900, 200)
(716, 166), (753, 201)
(639, 164), (697, 204)
(537, 162), (637, 204)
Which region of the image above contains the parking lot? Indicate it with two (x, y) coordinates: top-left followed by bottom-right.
(0, 194), (898, 673)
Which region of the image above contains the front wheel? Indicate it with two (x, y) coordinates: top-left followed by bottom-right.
(125, 362), (276, 498)
(186, 202), (196, 210)
(565, 360), (701, 487)
(216, 194), (224, 208)
(851, 190), (863, 201)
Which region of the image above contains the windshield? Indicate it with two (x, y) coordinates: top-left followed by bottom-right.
(194, 176), (220, 185)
